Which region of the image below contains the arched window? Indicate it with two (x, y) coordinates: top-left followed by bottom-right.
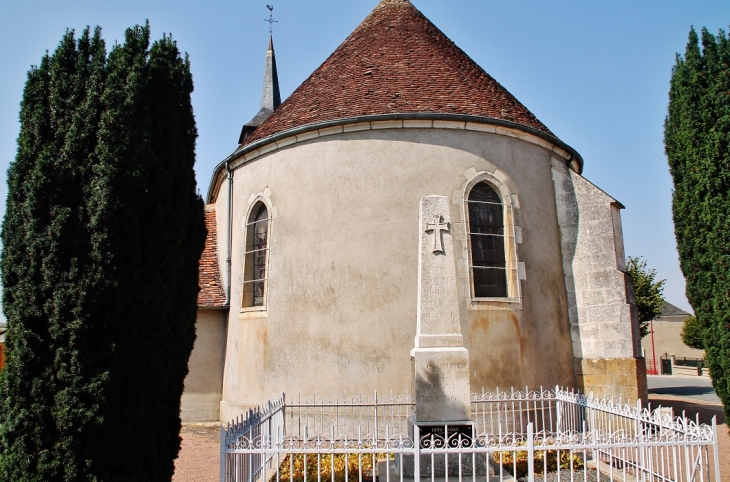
(243, 203), (269, 308)
(467, 183), (508, 298)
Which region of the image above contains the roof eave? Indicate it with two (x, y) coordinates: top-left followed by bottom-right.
(207, 113), (584, 203)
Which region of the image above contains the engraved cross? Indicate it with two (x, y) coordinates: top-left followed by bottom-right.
(425, 215), (450, 254)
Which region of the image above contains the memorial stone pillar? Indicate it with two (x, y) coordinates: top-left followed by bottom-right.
(412, 195), (471, 425)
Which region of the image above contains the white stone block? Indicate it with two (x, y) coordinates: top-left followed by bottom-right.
(342, 122), (371, 133)
(411, 347), (471, 423)
(463, 167), (478, 180)
(403, 119), (433, 128)
(257, 143), (278, 156)
(517, 262), (526, 280)
(492, 169), (509, 184)
(242, 149), (261, 162)
(296, 130), (320, 142)
(514, 226), (523, 244)
(495, 126), (521, 138)
(466, 122), (496, 133)
(276, 136), (297, 149)
(371, 120), (403, 130)
(318, 125), (344, 137)
(433, 120), (466, 130)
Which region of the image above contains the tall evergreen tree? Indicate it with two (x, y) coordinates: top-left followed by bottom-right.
(665, 26), (730, 426)
(0, 23), (205, 481)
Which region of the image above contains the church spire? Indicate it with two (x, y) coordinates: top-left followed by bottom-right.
(239, 32), (282, 144)
(260, 35), (281, 113)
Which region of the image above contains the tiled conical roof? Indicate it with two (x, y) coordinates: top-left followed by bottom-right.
(241, 0), (554, 148)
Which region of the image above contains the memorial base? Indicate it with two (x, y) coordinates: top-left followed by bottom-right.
(397, 419), (489, 478)
(411, 347), (471, 423)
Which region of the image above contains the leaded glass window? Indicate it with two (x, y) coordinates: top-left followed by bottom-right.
(467, 183), (508, 297)
(243, 204), (269, 308)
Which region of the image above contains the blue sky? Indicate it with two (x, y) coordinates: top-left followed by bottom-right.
(2, 0), (729, 320)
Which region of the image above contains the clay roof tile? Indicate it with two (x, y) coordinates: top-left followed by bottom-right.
(198, 205), (227, 307)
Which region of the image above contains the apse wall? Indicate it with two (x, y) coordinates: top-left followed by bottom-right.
(218, 126), (577, 420)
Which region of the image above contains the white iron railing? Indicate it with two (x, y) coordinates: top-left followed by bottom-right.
(221, 387), (721, 482)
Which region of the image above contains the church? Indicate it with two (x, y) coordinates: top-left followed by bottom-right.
(181, 0), (646, 422)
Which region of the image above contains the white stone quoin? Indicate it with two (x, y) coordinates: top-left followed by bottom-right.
(412, 195), (471, 423)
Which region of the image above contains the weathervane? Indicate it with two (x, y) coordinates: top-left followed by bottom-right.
(265, 5), (278, 34)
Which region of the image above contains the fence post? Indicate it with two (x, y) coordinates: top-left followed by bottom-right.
(712, 417), (721, 482)
(375, 390), (379, 439)
(220, 425), (226, 482)
(555, 385), (562, 434)
(527, 422), (535, 482)
(414, 424), (421, 482)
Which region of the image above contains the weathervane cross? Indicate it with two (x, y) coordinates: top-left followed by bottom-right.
(265, 5), (278, 34)
(425, 215), (450, 254)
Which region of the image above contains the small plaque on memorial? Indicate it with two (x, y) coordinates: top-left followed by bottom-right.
(417, 423), (473, 448)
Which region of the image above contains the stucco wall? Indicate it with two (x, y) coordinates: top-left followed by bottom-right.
(220, 127), (577, 420)
(182, 308), (227, 421)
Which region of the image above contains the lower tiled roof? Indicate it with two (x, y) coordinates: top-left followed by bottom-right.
(198, 205), (227, 307)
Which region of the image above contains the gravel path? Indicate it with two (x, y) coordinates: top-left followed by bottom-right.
(648, 394), (728, 480)
(517, 469), (599, 482)
(173, 423), (220, 482)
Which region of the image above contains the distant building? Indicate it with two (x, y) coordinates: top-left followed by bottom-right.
(642, 302), (700, 368)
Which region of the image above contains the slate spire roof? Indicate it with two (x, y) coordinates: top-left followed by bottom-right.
(239, 35), (282, 144)
(240, 0), (554, 148)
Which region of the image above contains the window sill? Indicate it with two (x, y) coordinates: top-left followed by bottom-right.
(468, 298), (522, 311)
(239, 308), (268, 319)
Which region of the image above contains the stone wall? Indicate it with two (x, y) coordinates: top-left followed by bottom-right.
(551, 158), (647, 403)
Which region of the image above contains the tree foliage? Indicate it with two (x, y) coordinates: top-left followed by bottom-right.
(665, 26), (730, 426)
(626, 256), (665, 338)
(681, 315), (705, 351)
(0, 23), (206, 481)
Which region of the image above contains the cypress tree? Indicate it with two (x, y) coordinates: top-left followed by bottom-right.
(665, 27), (730, 425)
(0, 23), (204, 480)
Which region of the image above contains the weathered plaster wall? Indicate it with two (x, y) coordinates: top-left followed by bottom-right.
(220, 127), (577, 420)
(182, 308), (227, 421)
(551, 158), (647, 402)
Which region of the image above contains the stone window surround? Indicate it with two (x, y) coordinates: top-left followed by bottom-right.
(240, 191), (275, 317)
(459, 168), (523, 307)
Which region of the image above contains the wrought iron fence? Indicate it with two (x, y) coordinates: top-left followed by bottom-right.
(221, 387), (721, 482)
